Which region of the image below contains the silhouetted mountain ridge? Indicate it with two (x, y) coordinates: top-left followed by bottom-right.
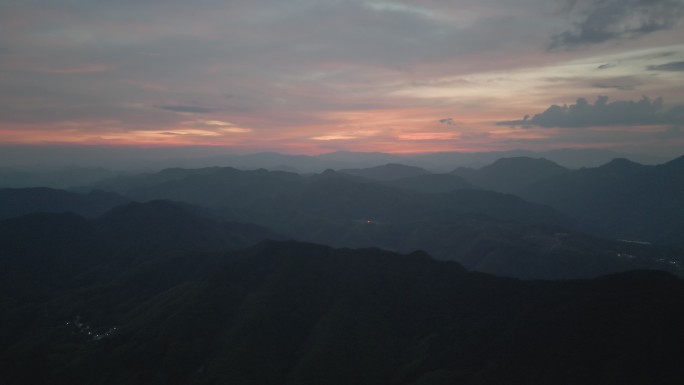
(1, 241), (683, 384)
(597, 157), (643, 172)
(0, 187), (128, 220)
(76, 166), (684, 278)
(0, 200), (281, 291)
(452, 156), (569, 193)
(519, 155), (684, 245)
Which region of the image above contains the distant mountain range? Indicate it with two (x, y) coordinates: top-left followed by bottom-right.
(518, 155), (684, 246)
(0, 200), (280, 298)
(0, 148), (672, 181)
(75, 164), (684, 278)
(2, 240), (683, 384)
(5, 152), (683, 278)
(130, 147), (673, 172)
(3, 154), (684, 384)
(443, 154), (684, 246)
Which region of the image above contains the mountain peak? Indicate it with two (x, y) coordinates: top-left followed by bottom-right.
(452, 157), (567, 194)
(598, 158), (643, 171)
(485, 157), (566, 172)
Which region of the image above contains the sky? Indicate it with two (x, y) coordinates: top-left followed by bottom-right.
(1, 0), (684, 157)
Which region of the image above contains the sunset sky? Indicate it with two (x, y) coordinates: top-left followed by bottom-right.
(1, 0), (683, 156)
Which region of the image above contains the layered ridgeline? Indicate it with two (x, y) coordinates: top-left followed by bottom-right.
(0, 187), (128, 220)
(338, 163), (477, 193)
(450, 155), (684, 246)
(78, 166), (682, 279)
(518, 156), (684, 246)
(451, 157), (570, 194)
(0, 200), (280, 300)
(1, 240), (683, 385)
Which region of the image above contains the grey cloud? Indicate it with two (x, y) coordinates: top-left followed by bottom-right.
(596, 51), (679, 70)
(1, 0), (682, 147)
(647, 51), (679, 59)
(156, 105), (216, 114)
(647, 61), (684, 71)
(549, 0), (684, 50)
(592, 83), (635, 91)
(0, 0), (559, 79)
(439, 118), (456, 125)
(591, 76), (644, 88)
(597, 63), (615, 70)
(498, 96), (684, 128)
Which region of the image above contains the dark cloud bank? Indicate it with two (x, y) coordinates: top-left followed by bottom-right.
(549, 0), (684, 49)
(647, 61), (684, 72)
(498, 96), (684, 128)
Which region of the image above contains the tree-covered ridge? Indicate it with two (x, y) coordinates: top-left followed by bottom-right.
(2, 240), (683, 384)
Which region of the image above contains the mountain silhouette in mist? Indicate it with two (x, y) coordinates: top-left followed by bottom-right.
(452, 156), (569, 194)
(79, 166), (682, 279)
(339, 163), (431, 181)
(3, 153), (684, 384)
(519, 155), (684, 245)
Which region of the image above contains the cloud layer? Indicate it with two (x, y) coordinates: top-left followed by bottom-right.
(648, 61), (684, 71)
(549, 0), (684, 49)
(0, 0), (683, 155)
(498, 96), (684, 128)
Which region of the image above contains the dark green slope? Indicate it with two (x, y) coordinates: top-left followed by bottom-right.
(1, 241), (683, 385)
